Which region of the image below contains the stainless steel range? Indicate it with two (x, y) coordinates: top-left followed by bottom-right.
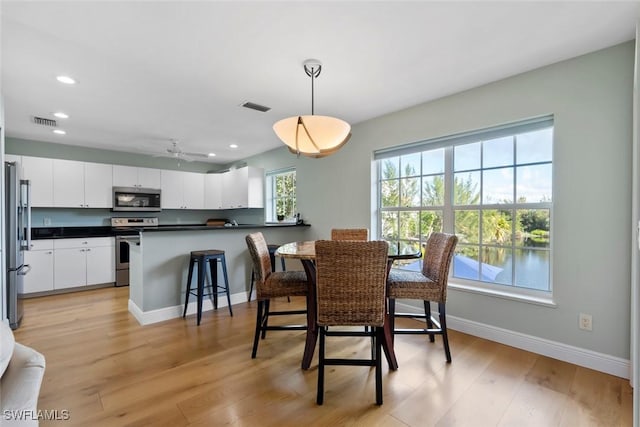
(112, 217), (158, 287)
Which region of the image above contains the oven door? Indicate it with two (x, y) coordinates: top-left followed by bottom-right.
(115, 236), (139, 286)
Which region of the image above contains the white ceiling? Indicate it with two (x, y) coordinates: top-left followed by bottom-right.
(1, 1), (639, 165)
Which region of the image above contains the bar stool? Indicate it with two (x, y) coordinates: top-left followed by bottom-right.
(248, 244), (286, 301)
(182, 249), (232, 325)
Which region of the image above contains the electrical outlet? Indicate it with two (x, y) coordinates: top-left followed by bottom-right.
(579, 313), (593, 331)
(43, 217), (52, 226)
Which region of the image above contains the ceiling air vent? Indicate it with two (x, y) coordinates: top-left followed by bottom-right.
(240, 101), (271, 112)
(32, 116), (57, 127)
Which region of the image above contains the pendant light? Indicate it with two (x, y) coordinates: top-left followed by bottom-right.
(273, 59), (351, 158)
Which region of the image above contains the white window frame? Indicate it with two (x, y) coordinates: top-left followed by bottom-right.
(265, 167), (297, 224)
(374, 116), (554, 305)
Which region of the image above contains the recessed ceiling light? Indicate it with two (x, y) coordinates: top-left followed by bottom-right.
(229, 144), (238, 149)
(208, 153), (216, 157)
(53, 112), (69, 119)
(53, 129), (66, 135)
(56, 75), (76, 84)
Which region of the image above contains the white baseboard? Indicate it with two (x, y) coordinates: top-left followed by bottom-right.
(395, 301), (630, 379)
(128, 291), (249, 326)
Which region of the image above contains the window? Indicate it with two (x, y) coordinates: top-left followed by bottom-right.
(266, 168), (296, 223)
(376, 116), (553, 296)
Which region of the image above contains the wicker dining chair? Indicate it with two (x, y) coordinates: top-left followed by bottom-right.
(315, 239), (389, 405)
(245, 232), (308, 359)
(330, 228), (369, 241)
(387, 232), (458, 363)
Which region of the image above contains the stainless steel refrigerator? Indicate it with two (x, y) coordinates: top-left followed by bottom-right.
(5, 161), (31, 329)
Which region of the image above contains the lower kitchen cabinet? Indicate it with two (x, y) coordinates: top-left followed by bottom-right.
(24, 240), (54, 294)
(52, 237), (115, 291)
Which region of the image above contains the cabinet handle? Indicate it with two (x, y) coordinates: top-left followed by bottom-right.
(86, 248), (91, 252)
(46, 251), (52, 254)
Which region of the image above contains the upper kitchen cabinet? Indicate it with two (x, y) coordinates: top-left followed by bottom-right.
(53, 159), (84, 207)
(222, 166), (264, 209)
(161, 170), (205, 209)
(52, 160), (113, 208)
(113, 165), (161, 189)
(84, 163), (113, 207)
(204, 173), (223, 210)
(21, 156), (53, 207)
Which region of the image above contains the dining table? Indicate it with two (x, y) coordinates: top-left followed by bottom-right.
(276, 240), (421, 370)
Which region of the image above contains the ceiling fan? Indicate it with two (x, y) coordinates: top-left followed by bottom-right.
(154, 139), (210, 162)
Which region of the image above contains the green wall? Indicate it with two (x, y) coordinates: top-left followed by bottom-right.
(243, 42), (635, 360)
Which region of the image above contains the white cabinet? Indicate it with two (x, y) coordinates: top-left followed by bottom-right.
(113, 166), (161, 189)
(22, 156), (54, 207)
(204, 174), (223, 209)
(160, 170), (183, 209)
(222, 167), (264, 209)
(138, 167), (161, 189)
(53, 159), (85, 207)
(53, 160), (113, 208)
(161, 170), (204, 209)
(183, 172), (205, 209)
(24, 240), (54, 294)
(112, 165), (138, 187)
(86, 245), (116, 285)
(54, 246), (87, 289)
(84, 163), (113, 208)
(53, 237), (115, 290)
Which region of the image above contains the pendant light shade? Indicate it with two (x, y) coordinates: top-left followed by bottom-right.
(273, 59), (351, 158)
(273, 115), (351, 157)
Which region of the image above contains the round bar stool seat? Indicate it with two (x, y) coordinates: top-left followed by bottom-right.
(182, 249), (232, 325)
(248, 244), (286, 301)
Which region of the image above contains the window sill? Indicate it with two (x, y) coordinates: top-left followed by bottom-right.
(448, 281), (557, 308)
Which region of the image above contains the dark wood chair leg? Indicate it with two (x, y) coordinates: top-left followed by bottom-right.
(439, 302), (451, 363)
(317, 326), (325, 405)
(251, 300), (264, 358)
(261, 299), (270, 339)
(375, 327), (383, 405)
(424, 300), (435, 342)
(388, 298), (396, 345)
(249, 270), (255, 301)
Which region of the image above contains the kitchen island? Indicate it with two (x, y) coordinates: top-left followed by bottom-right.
(127, 223), (311, 325)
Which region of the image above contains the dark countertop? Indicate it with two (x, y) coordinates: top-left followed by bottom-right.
(31, 223), (310, 240)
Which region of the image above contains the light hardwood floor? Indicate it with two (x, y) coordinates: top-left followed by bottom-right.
(14, 287), (632, 426)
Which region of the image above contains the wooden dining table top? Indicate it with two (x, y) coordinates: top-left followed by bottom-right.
(275, 241), (316, 260)
(276, 240), (422, 262)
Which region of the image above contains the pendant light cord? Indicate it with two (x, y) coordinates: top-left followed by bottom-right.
(304, 62), (321, 116)
(311, 66), (315, 115)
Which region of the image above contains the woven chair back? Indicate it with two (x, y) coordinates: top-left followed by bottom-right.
(245, 232), (272, 284)
(330, 228), (369, 241)
(315, 240), (389, 327)
(422, 232), (458, 291)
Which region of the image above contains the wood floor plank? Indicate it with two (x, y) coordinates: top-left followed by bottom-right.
(435, 344), (538, 426)
(11, 287), (631, 427)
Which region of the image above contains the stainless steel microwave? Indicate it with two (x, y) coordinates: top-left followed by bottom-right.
(112, 187), (161, 211)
